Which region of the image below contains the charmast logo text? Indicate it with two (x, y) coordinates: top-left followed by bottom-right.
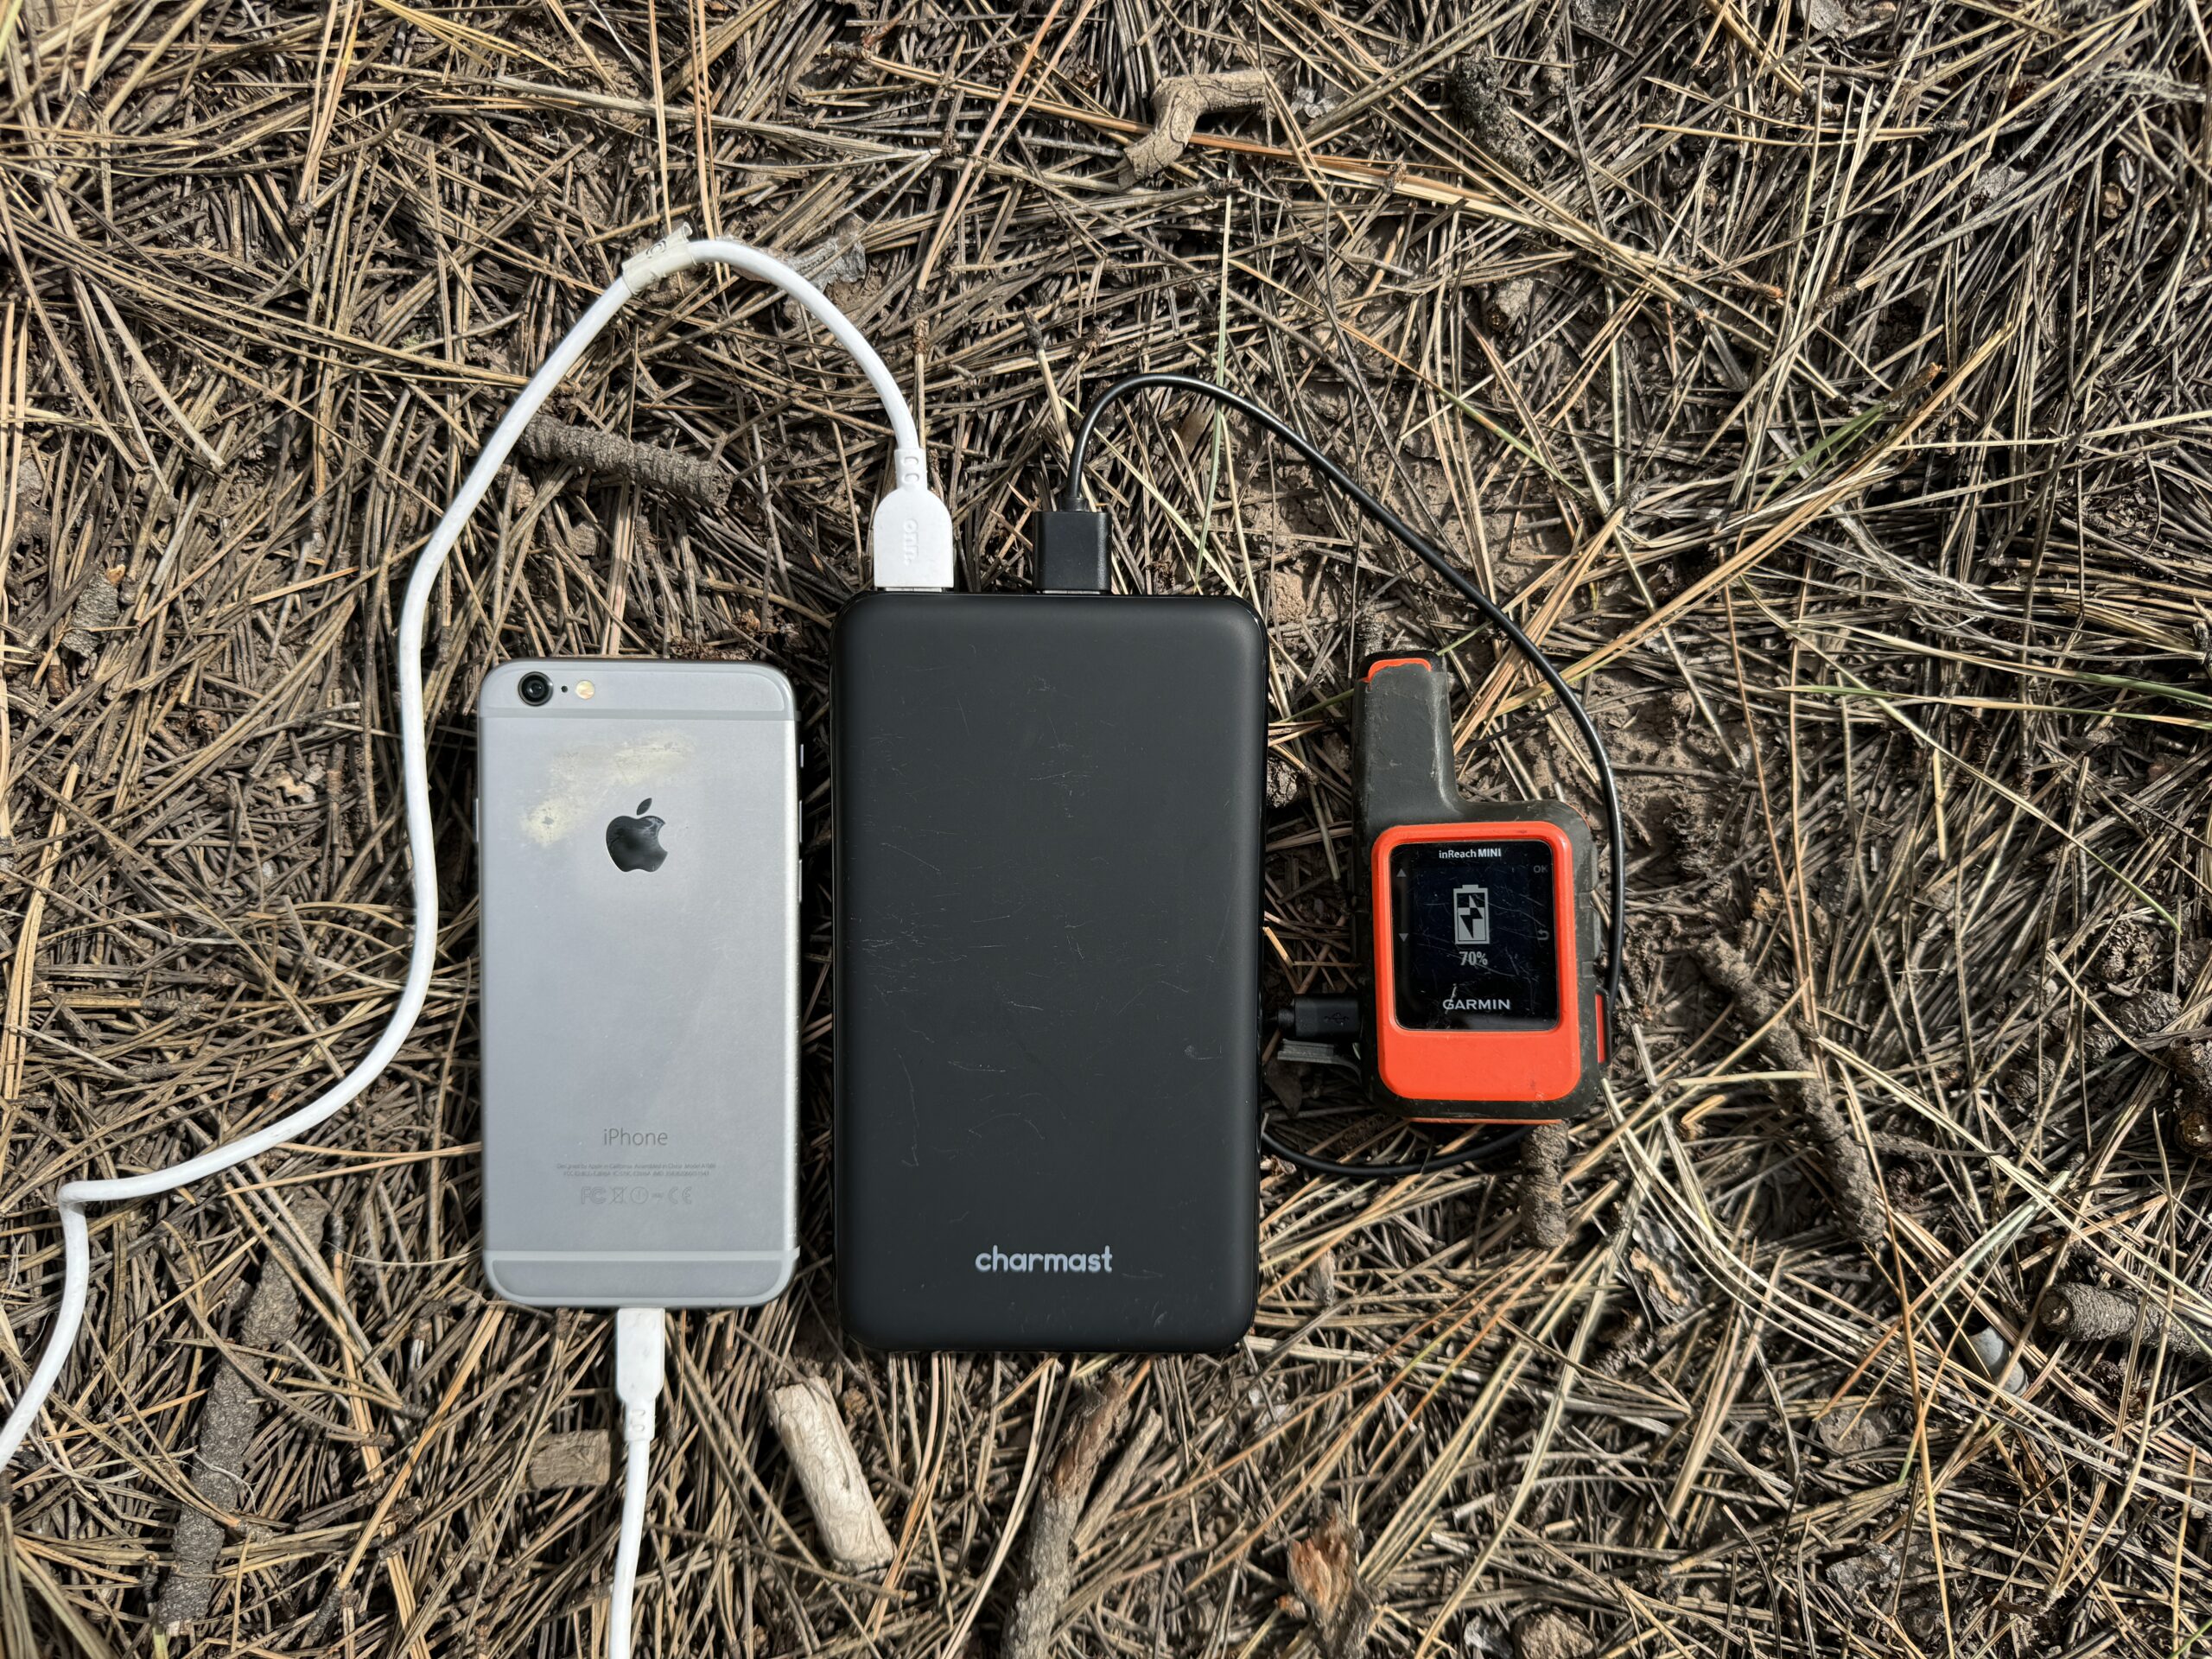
(974, 1245), (1114, 1273)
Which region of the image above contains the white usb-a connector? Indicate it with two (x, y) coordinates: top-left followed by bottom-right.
(872, 444), (957, 589)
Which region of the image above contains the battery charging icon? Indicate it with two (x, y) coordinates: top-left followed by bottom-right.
(1452, 884), (1491, 945)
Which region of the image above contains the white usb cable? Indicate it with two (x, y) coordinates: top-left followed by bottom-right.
(610, 1306), (666, 1657)
(0, 227), (942, 1656)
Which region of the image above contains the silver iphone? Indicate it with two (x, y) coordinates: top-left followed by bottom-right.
(476, 659), (798, 1306)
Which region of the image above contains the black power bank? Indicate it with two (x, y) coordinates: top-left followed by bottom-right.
(832, 592), (1264, 1351)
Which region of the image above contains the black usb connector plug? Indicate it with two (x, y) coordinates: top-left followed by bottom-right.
(1272, 995), (1363, 1043)
(1033, 508), (1109, 594)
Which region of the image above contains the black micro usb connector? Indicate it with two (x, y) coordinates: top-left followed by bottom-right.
(1273, 995), (1363, 1043)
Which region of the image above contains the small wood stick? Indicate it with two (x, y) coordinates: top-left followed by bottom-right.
(517, 415), (731, 512)
(766, 1378), (894, 1572)
(525, 1429), (612, 1491)
(1071, 1408), (1162, 1555)
(1122, 68), (1274, 182)
(1003, 1373), (1139, 1659)
(1287, 1509), (1376, 1659)
(1693, 938), (1886, 1244)
(154, 1195), (327, 1632)
(2039, 1282), (2166, 1343)
(1518, 1120), (1570, 1249)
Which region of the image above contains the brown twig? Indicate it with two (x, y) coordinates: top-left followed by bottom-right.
(1518, 1119), (1571, 1249)
(2038, 1283), (2165, 1344)
(766, 1378), (895, 1573)
(1003, 1372), (1139, 1659)
(1122, 67), (1274, 182)
(1692, 939), (1885, 1245)
(153, 1195), (327, 1632)
(517, 415), (731, 511)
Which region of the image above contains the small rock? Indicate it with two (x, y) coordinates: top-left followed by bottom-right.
(271, 767), (320, 804)
(1511, 1611), (1593, 1659)
(1306, 1248), (1337, 1306)
(1266, 755), (1304, 808)
(792, 215), (868, 289)
(9, 456), (50, 553)
(1970, 162), (2024, 208)
(1825, 1545), (1899, 1598)
(1968, 1325), (2025, 1393)
(526, 1430), (611, 1491)
(60, 569), (122, 658)
(1815, 1403), (1893, 1455)
(1245, 1381), (1288, 1426)
(1463, 1610), (1514, 1656)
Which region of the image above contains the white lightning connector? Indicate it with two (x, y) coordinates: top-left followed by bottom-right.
(610, 1306), (667, 1659)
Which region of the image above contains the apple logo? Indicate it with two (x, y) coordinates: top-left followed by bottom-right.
(605, 799), (668, 873)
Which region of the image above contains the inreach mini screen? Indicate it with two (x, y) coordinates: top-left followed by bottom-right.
(1388, 837), (1560, 1030)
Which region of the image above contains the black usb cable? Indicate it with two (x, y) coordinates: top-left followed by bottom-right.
(1053, 372), (1627, 1182)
